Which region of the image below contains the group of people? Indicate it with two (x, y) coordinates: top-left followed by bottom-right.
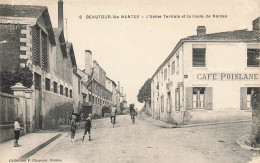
(70, 103), (138, 142)
(70, 113), (92, 142)
(109, 103), (138, 125)
(13, 103), (138, 147)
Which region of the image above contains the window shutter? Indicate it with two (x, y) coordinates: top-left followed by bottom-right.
(193, 49), (206, 67)
(240, 87), (247, 110)
(41, 32), (47, 69)
(205, 87), (213, 110)
(186, 87), (193, 110)
(34, 27), (40, 65)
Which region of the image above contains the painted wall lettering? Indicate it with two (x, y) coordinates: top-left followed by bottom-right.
(195, 73), (259, 81)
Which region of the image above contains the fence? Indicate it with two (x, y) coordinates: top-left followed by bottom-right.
(0, 92), (23, 124)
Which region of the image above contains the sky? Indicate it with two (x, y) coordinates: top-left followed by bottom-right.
(0, 0), (259, 108)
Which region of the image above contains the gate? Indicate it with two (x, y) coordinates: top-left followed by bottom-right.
(82, 102), (92, 120)
(35, 88), (42, 130)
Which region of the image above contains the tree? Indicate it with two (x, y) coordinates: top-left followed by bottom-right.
(0, 69), (15, 94)
(0, 67), (33, 94)
(137, 78), (151, 104)
(13, 67), (33, 88)
(251, 88), (260, 148)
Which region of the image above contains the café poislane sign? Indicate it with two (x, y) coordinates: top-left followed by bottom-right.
(195, 73), (260, 81)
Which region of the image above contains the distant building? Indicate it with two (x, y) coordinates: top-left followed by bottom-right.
(78, 50), (113, 117)
(106, 77), (117, 105)
(151, 17), (260, 125)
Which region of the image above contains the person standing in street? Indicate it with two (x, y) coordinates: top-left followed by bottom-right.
(13, 117), (23, 147)
(70, 115), (77, 142)
(129, 104), (134, 120)
(110, 104), (117, 124)
(82, 113), (92, 141)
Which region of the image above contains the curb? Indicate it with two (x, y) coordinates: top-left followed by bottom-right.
(177, 120), (251, 128)
(236, 135), (260, 151)
(19, 133), (62, 159)
(142, 115), (251, 128)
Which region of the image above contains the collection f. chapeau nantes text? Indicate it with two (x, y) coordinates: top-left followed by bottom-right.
(80, 14), (227, 19)
(9, 158), (62, 162)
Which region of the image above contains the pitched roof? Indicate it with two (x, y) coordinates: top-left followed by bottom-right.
(0, 4), (56, 45)
(151, 29), (260, 79)
(106, 76), (117, 86)
(54, 28), (67, 57)
(66, 42), (77, 67)
(186, 29), (259, 41)
(0, 4), (46, 18)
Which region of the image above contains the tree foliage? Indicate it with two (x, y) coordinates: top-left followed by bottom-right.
(137, 78), (151, 103)
(0, 67), (33, 94)
(0, 69), (15, 94)
(13, 67), (33, 88)
(251, 88), (260, 147)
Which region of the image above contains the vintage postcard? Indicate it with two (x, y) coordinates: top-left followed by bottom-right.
(0, 0), (259, 162)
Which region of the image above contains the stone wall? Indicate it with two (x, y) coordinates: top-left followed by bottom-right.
(41, 90), (74, 129)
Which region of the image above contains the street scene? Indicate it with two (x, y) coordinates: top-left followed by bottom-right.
(30, 115), (257, 163)
(0, 0), (260, 162)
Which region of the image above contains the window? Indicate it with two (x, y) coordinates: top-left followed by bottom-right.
(161, 71), (163, 85)
(161, 95), (164, 112)
(34, 73), (41, 89)
(193, 87), (205, 108)
(175, 88), (180, 111)
(78, 79), (81, 95)
(33, 25), (48, 68)
(171, 61), (175, 75)
(164, 69), (167, 81)
(176, 54), (179, 73)
(167, 92), (172, 113)
(33, 26), (40, 66)
(168, 64), (170, 79)
(83, 94), (87, 102)
(70, 90), (72, 98)
(247, 49), (260, 67)
(41, 32), (48, 69)
(193, 48), (206, 67)
(247, 88), (260, 108)
(45, 78), (50, 91)
(65, 87), (68, 97)
(60, 85), (63, 95)
(54, 82), (58, 93)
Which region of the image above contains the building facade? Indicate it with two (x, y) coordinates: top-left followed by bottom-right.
(151, 17), (260, 125)
(0, 3), (81, 130)
(78, 50), (113, 118)
(106, 77), (117, 105)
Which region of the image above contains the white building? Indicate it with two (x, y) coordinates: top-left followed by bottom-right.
(151, 17), (260, 125)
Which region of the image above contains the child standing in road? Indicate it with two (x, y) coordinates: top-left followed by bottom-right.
(14, 117), (23, 147)
(82, 113), (92, 141)
(70, 115), (77, 142)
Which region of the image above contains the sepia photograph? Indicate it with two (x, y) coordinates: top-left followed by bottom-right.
(0, 0), (259, 162)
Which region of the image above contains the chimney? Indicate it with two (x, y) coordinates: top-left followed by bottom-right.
(197, 26), (206, 36)
(252, 17), (260, 31)
(121, 87), (123, 94)
(58, 0), (64, 29)
(85, 50), (92, 75)
(117, 81), (120, 93)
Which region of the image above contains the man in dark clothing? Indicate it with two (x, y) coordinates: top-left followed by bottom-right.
(83, 113), (92, 141)
(129, 104), (135, 120)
